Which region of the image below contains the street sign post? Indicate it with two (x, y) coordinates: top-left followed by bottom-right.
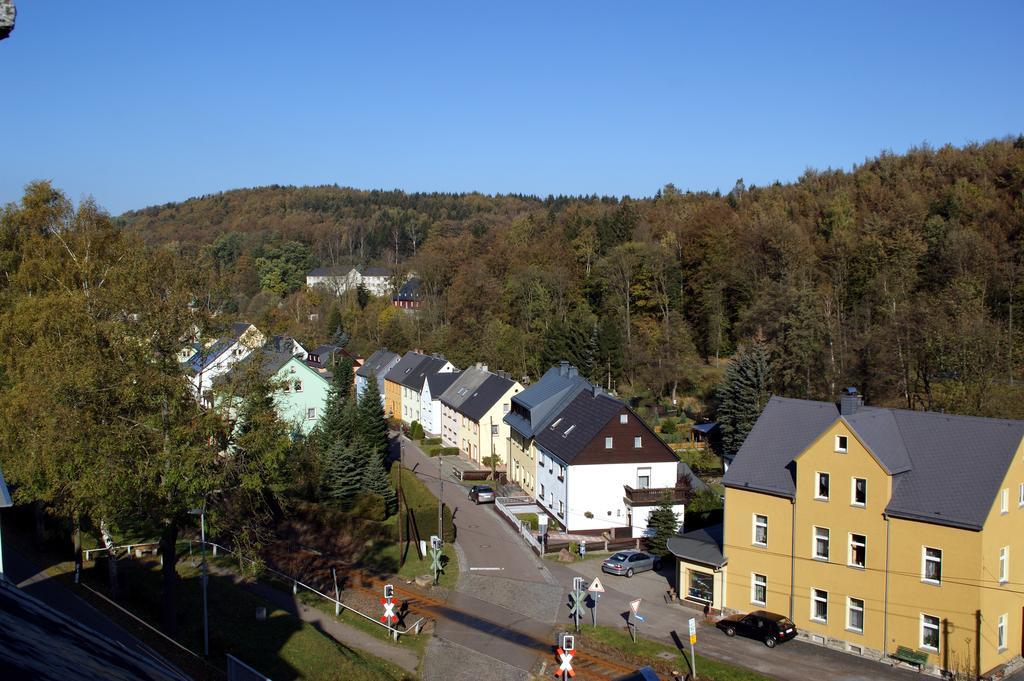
(688, 617), (698, 679)
(568, 580), (586, 633)
(629, 598), (642, 643)
(586, 577), (605, 627)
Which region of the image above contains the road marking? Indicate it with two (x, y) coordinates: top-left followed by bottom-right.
(469, 567), (504, 571)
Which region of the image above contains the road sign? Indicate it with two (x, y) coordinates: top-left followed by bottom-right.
(555, 647), (575, 677)
(688, 617), (696, 637)
(573, 576), (586, 592)
(587, 577), (605, 593)
(688, 616), (698, 678)
(629, 598), (641, 615)
(634, 614), (646, 622)
(381, 597), (397, 625)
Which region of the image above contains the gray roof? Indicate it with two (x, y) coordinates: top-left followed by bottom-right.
(723, 396), (1024, 531)
(393, 277), (422, 302)
(534, 390), (623, 464)
(426, 371), (460, 397)
(383, 351), (428, 386)
(440, 367), (491, 410)
(667, 524), (726, 568)
(0, 579), (192, 680)
(356, 349), (400, 378)
(307, 265), (352, 277)
(504, 363), (589, 438)
(360, 266), (391, 277)
(459, 374), (517, 422)
(0, 465), (12, 507)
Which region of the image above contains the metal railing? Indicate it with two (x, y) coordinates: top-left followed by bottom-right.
(80, 539), (425, 639)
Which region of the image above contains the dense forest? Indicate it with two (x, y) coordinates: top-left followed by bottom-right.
(119, 137), (1024, 417)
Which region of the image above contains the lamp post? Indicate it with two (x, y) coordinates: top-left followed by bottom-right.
(189, 506), (209, 657)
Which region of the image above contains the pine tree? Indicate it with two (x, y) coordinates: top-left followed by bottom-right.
(717, 339), (772, 456)
(313, 361), (355, 454)
(646, 493), (680, 557)
(321, 441), (361, 508)
(332, 356), (354, 403)
(358, 441), (397, 516)
(355, 376), (391, 469)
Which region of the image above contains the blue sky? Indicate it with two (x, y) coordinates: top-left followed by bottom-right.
(2, 1), (1022, 214)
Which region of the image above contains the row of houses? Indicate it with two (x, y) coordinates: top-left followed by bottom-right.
(669, 389), (1024, 677)
(354, 351), (703, 538)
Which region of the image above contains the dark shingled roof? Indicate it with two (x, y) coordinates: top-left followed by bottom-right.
(459, 374), (516, 421)
(356, 349), (400, 378)
(391, 354), (450, 390)
(0, 579), (192, 680)
(440, 367), (491, 409)
(667, 524), (726, 569)
(186, 322), (257, 373)
(393, 277), (423, 302)
(307, 265), (353, 277)
(361, 266), (392, 277)
(383, 351), (428, 386)
(426, 371), (460, 397)
(504, 363), (589, 438)
(534, 390), (623, 464)
(723, 396), (1024, 531)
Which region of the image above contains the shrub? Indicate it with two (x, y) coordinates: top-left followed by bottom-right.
(350, 491), (387, 521)
(409, 420), (425, 440)
(422, 437), (441, 446)
(660, 418), (677, 435)
(481, 455), (498, 469)
(438, 446), (460, 456)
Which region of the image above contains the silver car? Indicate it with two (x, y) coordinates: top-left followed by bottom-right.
(469, 485), (495, 504)
(601, 550), (658, 577)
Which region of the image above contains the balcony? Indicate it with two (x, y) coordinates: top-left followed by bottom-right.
(623, 485), (688, 506)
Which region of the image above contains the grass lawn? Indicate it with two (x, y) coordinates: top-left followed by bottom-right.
(582, 625), (771, 681)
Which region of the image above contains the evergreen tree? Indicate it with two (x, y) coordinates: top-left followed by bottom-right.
(325, 305), (343, 342)
(355, 376), (391, 469)
(312, 357), (355, 453)
(333, 356), (354, 403)
(717, 340), (772, 456)
(358, 441), (397, 515)
(321, 441), (361, 508)
(646, 493), (680, 557)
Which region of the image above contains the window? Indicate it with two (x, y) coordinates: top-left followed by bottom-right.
(637, 468), (651, 489)
(847, 597), (864, 633)
(283, 382), (291, 392)
(921, 614), (940, 651)
(751, 574), (766, 606)
(835, 435), (848, 452)
(1001, 488), (1009, 514)
(491, 424), (499, 436)
(294, 381), (302, 392)
(634, 436), (642, 448)
(503, 403), (510, 414)
(811, 589), (828, 622)
(998, 614), (1007, 651)
(558, 500), (564, 517)
(1019, 483), (1024, 507)
(816, 472), (830, 500)
(849, 534), (866, 568)
(999, 546), (1008, 583)
(923, 547), (942, 584)
(539, 483), (545, 498)
(753, 515), (768, 546)
(813, 527), (830, 560)
(852, 478), (866, 506)
(619, 414), (628, 424)
(604, 436), (613, 449)
(307, 407), (316, 420)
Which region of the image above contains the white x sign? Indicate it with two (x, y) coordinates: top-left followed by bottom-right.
(556, 649), (574, 677)
(381, 598), (397, 623)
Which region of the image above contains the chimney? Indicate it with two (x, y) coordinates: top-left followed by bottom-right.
(568, 365), (578, 378)
(591, 384), (601, 397)
(558, 360), (570, 376)
(840, 387), (862, 416)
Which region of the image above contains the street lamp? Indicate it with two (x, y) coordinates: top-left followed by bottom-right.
(189, 505), (209, 657)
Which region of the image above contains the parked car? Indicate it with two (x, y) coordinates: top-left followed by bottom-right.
(601, 550), (658, 577)
(716, 610), (798, 648)
(468, 485), (495, 504)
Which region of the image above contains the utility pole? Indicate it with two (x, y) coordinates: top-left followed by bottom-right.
(398, 442), (404, 566)
(438, 445), (443, 541)
(189, 505), (209, 657)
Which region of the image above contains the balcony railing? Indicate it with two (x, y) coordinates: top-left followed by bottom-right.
(623, 485), (688, 505)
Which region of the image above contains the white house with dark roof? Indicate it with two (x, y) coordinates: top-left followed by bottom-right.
(356, 348), (400, 404)
(185, 322), (265, 399)
(419, 371), (460, 437)
(359, 266), (393, 296)
(305, 265), (358, 295)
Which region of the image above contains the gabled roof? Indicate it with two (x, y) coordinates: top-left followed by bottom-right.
(459, 374), (517, 422)
(356, 349), (400, 378)
(393, 277), (423, 302)
(360, 266), (392, 277)
(384, 352), (450, 390)
(383, 351), (428, 385)
(426, 371), (459, 397)
(723, 396), (1024, 531)
(186, 322), (258, 373)
(504, 362), (589, 438)
(440, 366), (491, 410)
(307, 265), (353, 277)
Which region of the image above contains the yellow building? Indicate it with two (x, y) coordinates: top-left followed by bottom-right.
(674, 392), (1024, 677)
(457, 373), (522, 468)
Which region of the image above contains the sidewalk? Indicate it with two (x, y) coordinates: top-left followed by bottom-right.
(206, 563), (421, 675)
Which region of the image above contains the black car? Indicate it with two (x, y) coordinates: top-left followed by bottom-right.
(715, 610), (798, 648)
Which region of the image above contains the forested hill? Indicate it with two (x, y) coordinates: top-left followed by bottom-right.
(118, 137), (1024, 418)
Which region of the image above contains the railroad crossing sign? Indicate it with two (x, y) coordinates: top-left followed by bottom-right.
(629, 598), (641, 615)
(429, 536), (444, 585)
(587, 577), (605, 593)
(555, 646), (575, 677)
(380, 584), (398, 625)
(568, 585), (586, 632)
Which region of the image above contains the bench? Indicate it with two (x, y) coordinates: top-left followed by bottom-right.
(892, 646), (928, 670)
